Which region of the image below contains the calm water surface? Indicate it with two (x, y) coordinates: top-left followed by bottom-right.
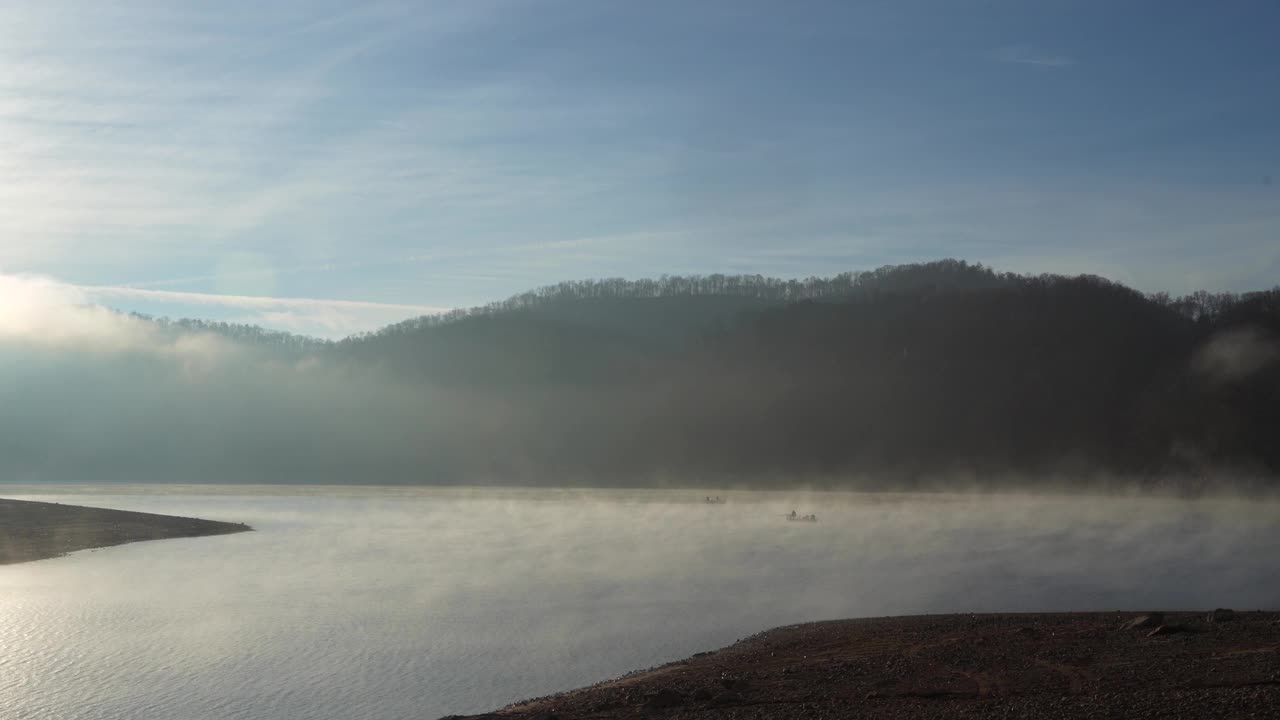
(1, 486), (1278, 720)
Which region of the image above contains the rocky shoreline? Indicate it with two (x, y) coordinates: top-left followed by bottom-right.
(0, 497), (252, 565)
(451, 611), (1280, 719)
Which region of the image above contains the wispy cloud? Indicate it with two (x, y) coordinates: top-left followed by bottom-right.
(987, 44), (1076, 68)
(0, 0), (1273, 316)
(0, 271), (229, 356)
(0, 1), (556, 272)
(79, 285), (450, 338)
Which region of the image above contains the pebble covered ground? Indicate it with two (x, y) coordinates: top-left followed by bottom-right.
(0, 497), (251, 564)
(450, 611), (1280, 719)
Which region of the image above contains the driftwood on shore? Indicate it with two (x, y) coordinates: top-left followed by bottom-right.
(455, 611), (1280, 720)
(0, 497), (252, 565)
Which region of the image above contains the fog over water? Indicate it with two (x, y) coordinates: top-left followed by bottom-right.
(2, 486), (1279, 720)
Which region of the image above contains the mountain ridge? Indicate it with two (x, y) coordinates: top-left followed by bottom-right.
(6, 260), (1277, 488)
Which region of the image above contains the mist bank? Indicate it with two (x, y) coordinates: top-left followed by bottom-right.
(2, 260), (1277, 489)
(10, 488), (1279, 719)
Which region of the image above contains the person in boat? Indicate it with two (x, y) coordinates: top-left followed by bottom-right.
(788, 510), (797, 519)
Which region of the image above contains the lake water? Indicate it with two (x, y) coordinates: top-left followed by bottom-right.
(1, 486), (1278, 719)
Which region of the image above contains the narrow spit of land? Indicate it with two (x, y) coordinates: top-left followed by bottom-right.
(452, 611), (1280, 720)
(0, 497), (252, 565)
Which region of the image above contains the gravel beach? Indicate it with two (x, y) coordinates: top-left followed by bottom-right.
(0, 497), (251, 565)
(451, 611), (1280, 719)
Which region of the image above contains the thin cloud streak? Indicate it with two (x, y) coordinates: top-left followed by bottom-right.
(81, 285), (450, 316)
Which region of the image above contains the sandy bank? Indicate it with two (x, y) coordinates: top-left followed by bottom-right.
(452, 611), (1280, 719)
(0, 497), (252, 565)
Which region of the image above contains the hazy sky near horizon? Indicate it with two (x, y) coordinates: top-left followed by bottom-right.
(1, 0), (1277, 337)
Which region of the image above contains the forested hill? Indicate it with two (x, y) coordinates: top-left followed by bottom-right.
(7, 260), (1279, 489)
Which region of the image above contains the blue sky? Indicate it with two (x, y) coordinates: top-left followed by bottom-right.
(1, 0), (1277, 337)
